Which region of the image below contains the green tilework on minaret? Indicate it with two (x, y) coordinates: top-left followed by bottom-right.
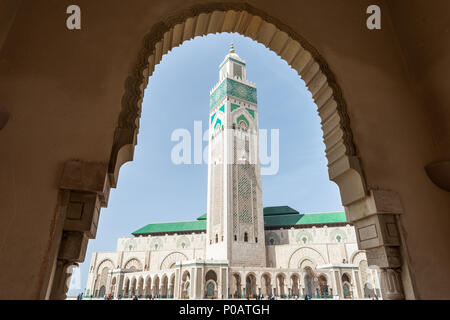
(210, 79), (257, 110)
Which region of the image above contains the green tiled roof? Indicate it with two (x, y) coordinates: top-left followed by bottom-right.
(132, 220), (206, 235)
(264, 211), (347, 227)
(263, 206), (299, 216)
(133, 207), (347, 236)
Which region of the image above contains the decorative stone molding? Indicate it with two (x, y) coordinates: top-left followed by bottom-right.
(288, 247), (326, 268)
(346, 189), (407, 299)
(60, 160), (110, 207)
(49, 260), (77, 300)
(48, 161), (111, 299)
(61, 191), (101, 239)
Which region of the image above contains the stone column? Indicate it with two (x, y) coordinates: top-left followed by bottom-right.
(48, 161), (110, 300)
(347, 190), (410, 300)
(49, 260), (77, 300)
(353, 269), (362, 299)
(174, 268), (180, 299)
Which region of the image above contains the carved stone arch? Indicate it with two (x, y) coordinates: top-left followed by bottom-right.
(124, 238), (137, 251)
(123, 258), (143, 270)
(351, 250), (367, 265)
(96, 259), (114, 274)
(288, 247), (326, 268)
(149, 237), (163, 250)
(290, 272), (301, 285)
(329, 228), (348, 243)
(96, 0), (419, 298)
(265, 232), (280, 245)
(108, 2), (366, 210)
(160, 252), (188, 270)
(231, 108), (256, 131)
(299, 258), (316, 270)
(176, 236), (191, 249)
(295, 230), (313, 244)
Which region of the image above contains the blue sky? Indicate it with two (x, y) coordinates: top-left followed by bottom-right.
(68, 33), (343, 295)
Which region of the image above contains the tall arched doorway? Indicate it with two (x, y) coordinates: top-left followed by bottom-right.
(245, 274), (257, 298)
(342, 273), (352, 299)
(205, 270), (218, 299)
(319, 275), (329, 297)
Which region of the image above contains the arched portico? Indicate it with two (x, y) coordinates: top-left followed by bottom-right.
(205, 270), (218, 299)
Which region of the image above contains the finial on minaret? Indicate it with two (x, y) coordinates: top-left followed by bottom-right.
(229, 43), (235, 53)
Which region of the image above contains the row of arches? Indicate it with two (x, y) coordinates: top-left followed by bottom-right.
(122, 273), (176, 298)
(229, 268), (361, 299)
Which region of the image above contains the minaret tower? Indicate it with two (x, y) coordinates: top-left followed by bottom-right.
(206, 44), (266, 267)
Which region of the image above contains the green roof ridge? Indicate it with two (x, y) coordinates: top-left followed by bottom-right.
(133, 209), (346, 235)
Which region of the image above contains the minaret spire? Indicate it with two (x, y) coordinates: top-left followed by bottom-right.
(229, 43), (235, 54)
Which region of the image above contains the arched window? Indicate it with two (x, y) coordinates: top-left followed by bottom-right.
(234, 235), (237, 241)
(244, 232), (248, 242)
(215, 234), (218, 243)
(255, 237), (258, 243)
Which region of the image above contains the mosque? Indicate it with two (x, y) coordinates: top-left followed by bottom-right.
(85, 45), (381, 300)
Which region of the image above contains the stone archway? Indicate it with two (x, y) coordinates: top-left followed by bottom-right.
(342, 273), (352, 299)
(245, 273), (257, 298)
(53, 2), (412, 300)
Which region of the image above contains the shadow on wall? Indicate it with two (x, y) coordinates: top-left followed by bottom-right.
(0, 106), (9, 130)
